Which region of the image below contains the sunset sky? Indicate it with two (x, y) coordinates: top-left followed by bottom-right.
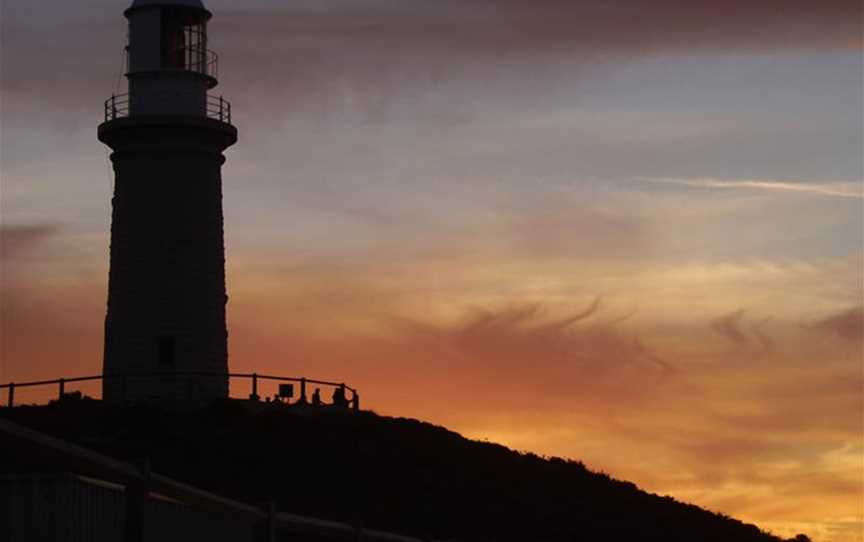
(1, 1), (862, 540)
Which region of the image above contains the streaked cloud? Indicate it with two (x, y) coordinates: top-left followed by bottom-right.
(639, 177), (864, 199)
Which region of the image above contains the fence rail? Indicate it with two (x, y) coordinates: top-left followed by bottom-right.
(104, 93), (232, 124)
(0, 372), (358, 410)
(0, 418), (437, 542)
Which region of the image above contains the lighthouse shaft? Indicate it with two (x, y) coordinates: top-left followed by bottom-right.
(99, 0), (237, 407)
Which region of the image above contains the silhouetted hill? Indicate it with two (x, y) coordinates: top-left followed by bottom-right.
(1, 399), (800, 542)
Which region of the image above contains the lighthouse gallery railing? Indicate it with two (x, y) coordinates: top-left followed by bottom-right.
(104, 93), (232, 124)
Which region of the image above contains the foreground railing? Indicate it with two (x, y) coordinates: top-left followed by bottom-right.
(0, 372), (359, 411)
(1, 418), (436, 542)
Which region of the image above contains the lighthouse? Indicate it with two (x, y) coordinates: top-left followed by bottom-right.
(98, 0), (237, 406)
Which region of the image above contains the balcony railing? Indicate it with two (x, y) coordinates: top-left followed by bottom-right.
(160, 46), (219, 79)
(104, 93), (232, 124)
(206, 94), (232, 123)
(104, 93), (130, 121)
(181, 46), (219, 79)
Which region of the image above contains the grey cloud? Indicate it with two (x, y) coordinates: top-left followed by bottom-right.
(0, 224), (61, 259)
(4, 0), (860, 108)
(218, 0), (861, 55)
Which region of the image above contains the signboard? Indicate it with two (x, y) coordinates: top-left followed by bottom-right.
(278, 384), (294, 398)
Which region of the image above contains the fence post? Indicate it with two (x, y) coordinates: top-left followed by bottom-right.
(125, 459), (150, 542)
(352, 390), (360, 412)
(300, 378), (307, 404)
(266, 501), (277, 542)
(6, 383), (13, 408)
(58, 378), (65, 401)
(250, 373), (259, 401)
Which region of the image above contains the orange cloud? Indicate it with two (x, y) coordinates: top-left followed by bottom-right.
(1, 198), (861, 541)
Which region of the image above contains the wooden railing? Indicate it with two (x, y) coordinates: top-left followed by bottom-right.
(0, 372), (359, 411)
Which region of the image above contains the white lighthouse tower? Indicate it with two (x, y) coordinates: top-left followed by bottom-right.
(98, 0), (237, 406)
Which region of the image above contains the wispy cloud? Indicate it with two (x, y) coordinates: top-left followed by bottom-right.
(639, 177), (864, 199)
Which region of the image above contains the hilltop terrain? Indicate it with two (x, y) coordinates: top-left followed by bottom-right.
(0, 399), (806, 542)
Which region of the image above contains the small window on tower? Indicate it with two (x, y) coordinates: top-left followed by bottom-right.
(158, 336), (176, 366)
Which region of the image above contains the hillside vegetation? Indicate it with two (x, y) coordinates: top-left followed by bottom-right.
(1, 399), (805, 542)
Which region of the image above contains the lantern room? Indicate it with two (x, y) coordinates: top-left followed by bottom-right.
(118, 0), (226, 118)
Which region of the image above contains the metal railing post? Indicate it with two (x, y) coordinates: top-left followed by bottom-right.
(250, 373), (259, 401)
(300, 378), (307, 404)
(58, 378), (65, 401)
(7, 383), (13, 408)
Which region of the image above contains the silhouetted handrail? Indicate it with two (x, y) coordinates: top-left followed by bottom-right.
(176, 45), (218, 79)
(104, 93), (130, 121)
(0, 372), (358, 409)
(103, 93), (231, 123)
(0, 418), (434, 542)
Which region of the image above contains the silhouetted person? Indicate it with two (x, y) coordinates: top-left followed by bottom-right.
(60, 391), (83, 403)
(332, 385), (348, 408)
(312, 388), (322, 406)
